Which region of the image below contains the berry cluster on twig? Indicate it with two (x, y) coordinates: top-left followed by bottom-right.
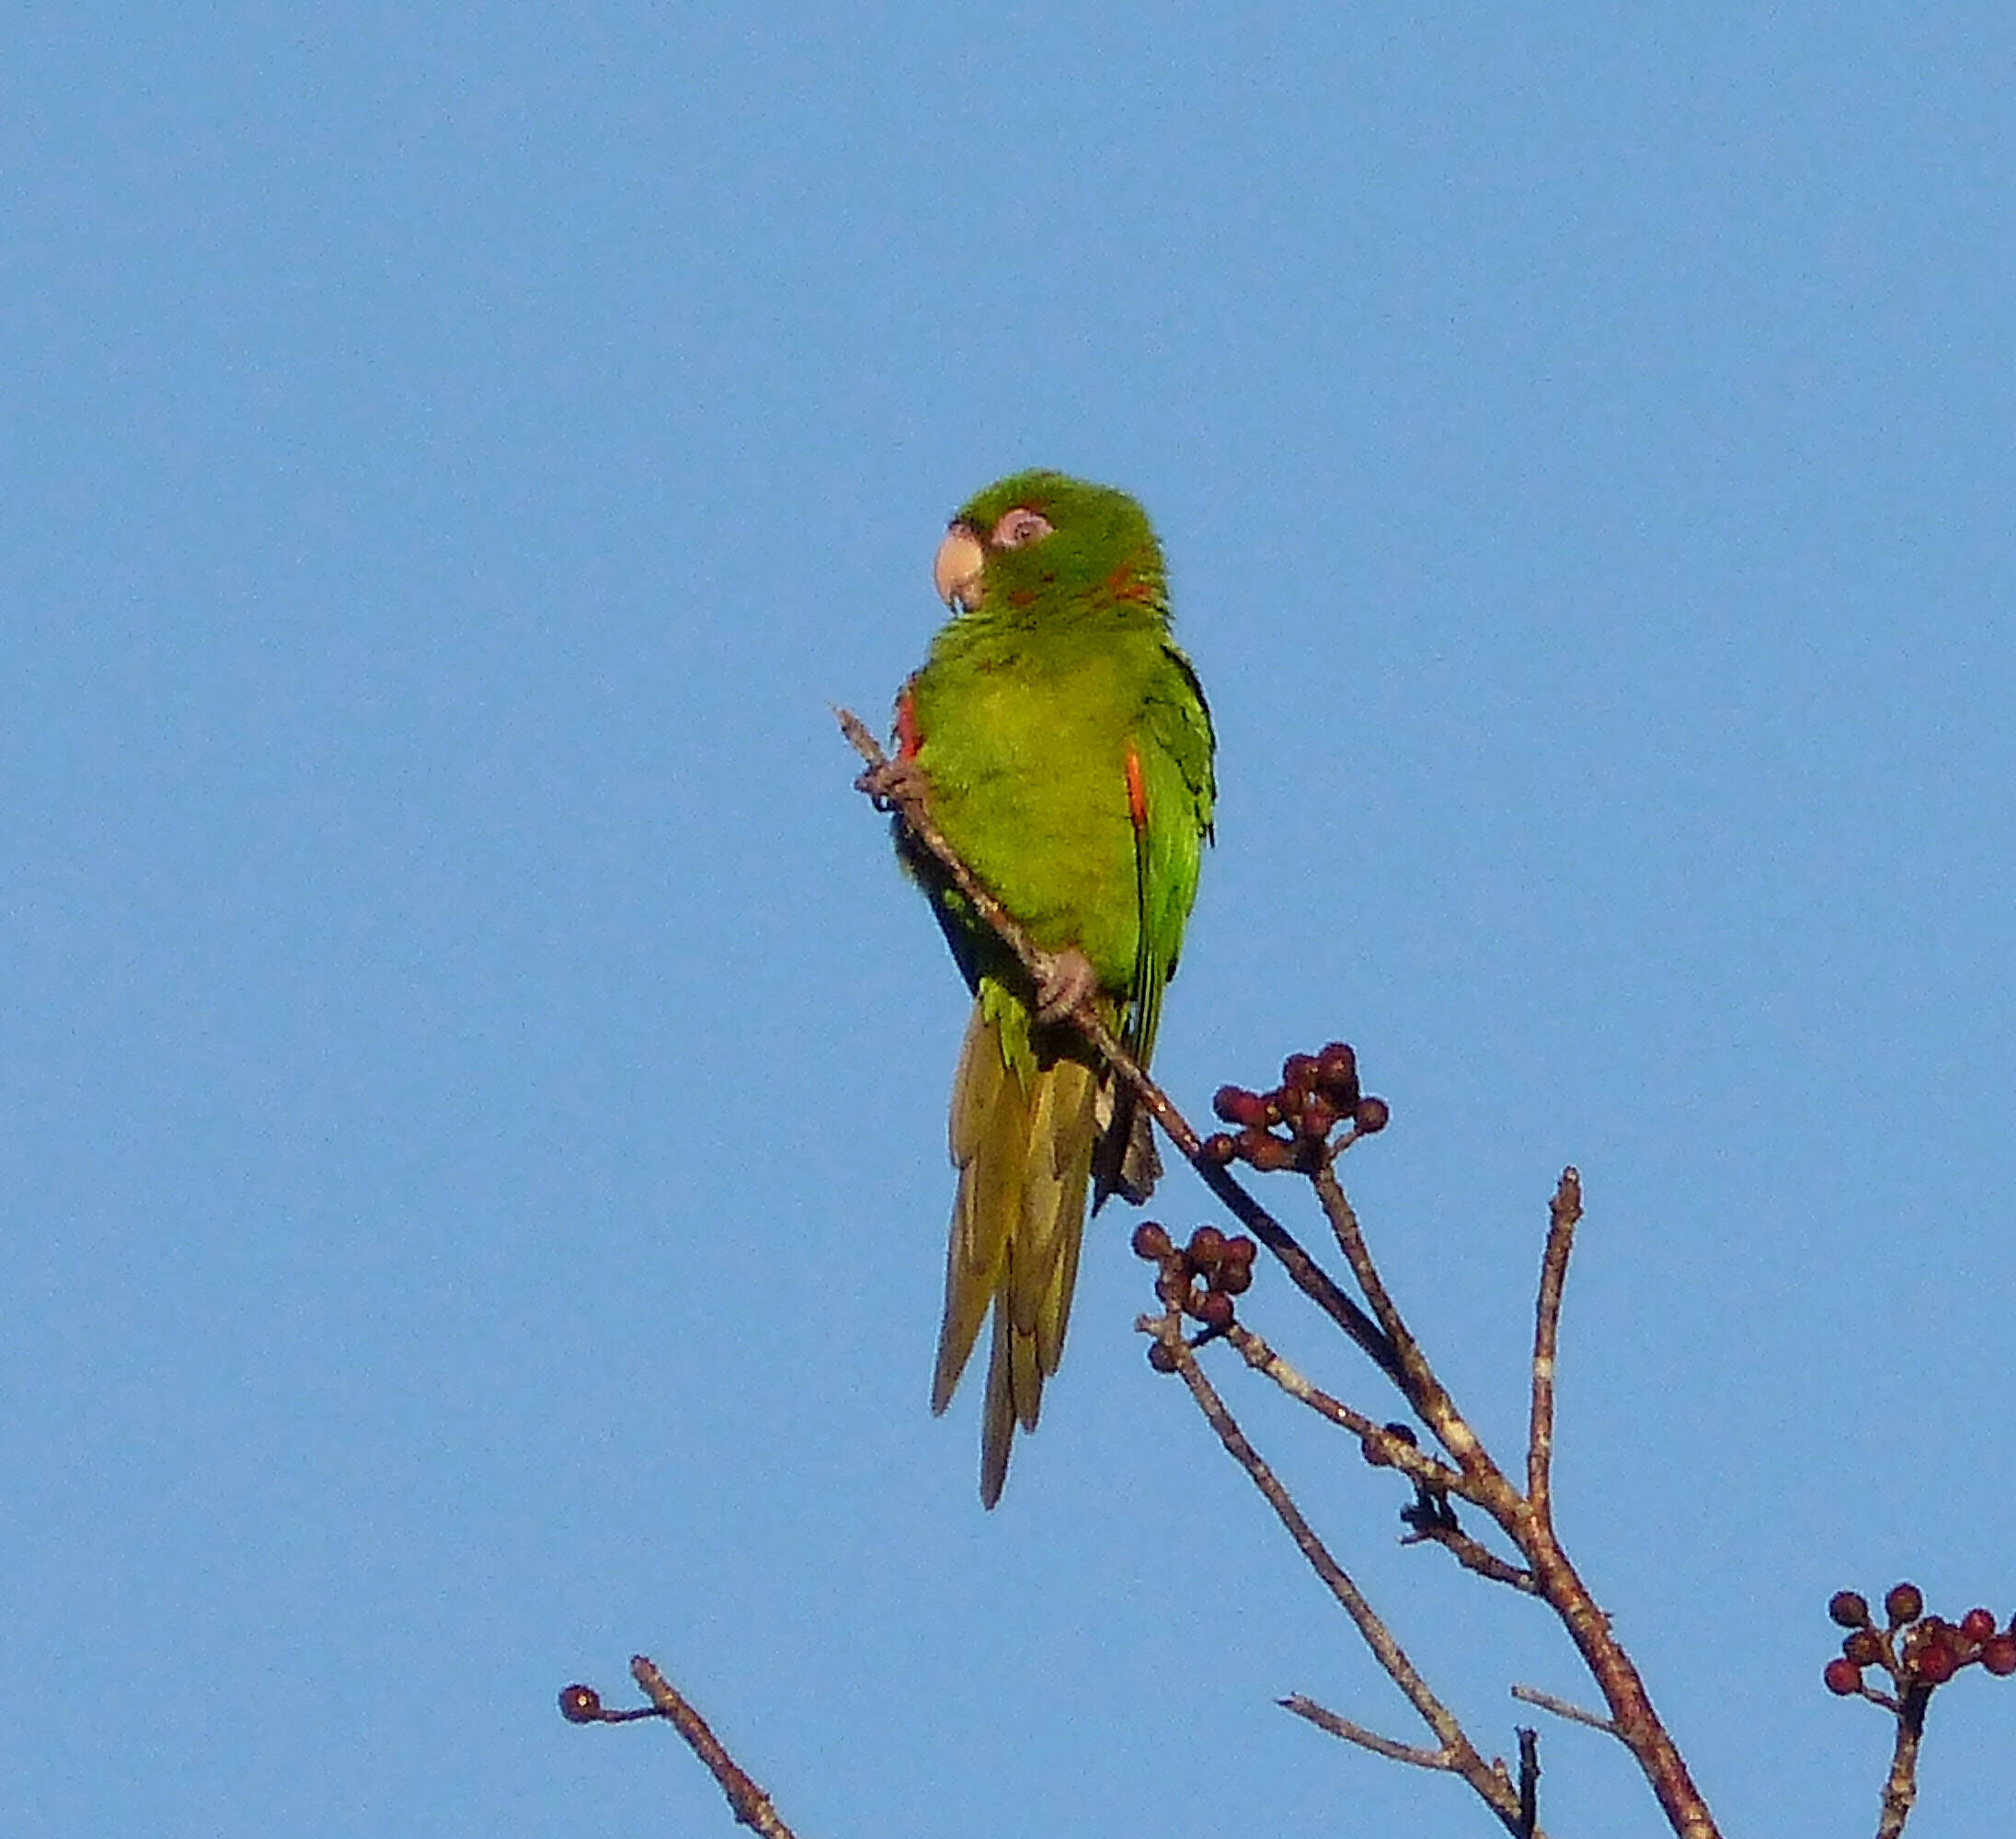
(1201, 1042), (1389, 1173)
(1131, 1220), (1257, 1357)
(1825, 1582), (2016, 1703)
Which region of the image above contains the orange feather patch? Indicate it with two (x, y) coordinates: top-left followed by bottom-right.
(1125, 747), (1149, 831)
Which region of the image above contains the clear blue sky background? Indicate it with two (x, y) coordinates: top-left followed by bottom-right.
(6, 6), (2011, 1835)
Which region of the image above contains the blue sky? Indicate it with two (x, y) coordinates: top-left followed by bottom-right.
(6, 6), (2011, 1834)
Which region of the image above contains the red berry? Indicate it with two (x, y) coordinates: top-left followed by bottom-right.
(1212, 1085), (1269, 1128)
(1131, 1221), (1173, 1261)
(1282, 1053), (1320, 1091)
(1188, 1225), (1227, 1269)
(1353, 1096), (1392, 1134)
(1828, 1591), (1872, 1629)
(1823, 1658), (1863, 1696)
(1316, 1042), (1359, 1102)
(1147, 1341), (1180, 1374)
(1193, 1290), (1234, 1331)
(1217, 1261), (1253, 1296)
(1916, 1641), (1958, 1685)
(1842, 1630), (1884, 1666)
(1885, 1583), (1924, 1626)
(1202, 1133), (1238, 1164)
(1961, 1608), (1997, 1644)
(1223, 1234), (1256, 1265)
(1242, 1129), (1294, 1171)
(1981, 1635), (2016, 1677)
(1300, 1095), (1339, 1139)
(559, 1685), (604, 1723)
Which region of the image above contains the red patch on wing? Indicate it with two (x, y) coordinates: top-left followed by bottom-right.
(896, 691), (922, 760)
(1125, 748), (1149, 832)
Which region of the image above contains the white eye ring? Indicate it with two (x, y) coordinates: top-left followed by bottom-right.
(990, 508), (1053, 549)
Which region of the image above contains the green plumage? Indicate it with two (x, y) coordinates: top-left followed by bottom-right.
(893, 470), (1215, 1505)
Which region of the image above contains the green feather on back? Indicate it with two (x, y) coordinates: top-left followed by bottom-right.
(894, 470), (1214, 1505)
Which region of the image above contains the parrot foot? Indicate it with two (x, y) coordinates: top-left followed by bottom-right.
(855, 755), (928, 813)
(1033, 946), (1099, 1024)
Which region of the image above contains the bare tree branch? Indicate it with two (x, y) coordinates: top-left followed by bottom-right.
(1511, 1683), (1621, 1737)
(1528, 1169), (1582, 1527)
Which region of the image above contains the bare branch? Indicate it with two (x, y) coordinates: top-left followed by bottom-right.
(628, 1656), (799, 1839)
(1511, 1683), (1621, 1737)
(1528, 1169), (1582, 1526)
(1876, 1685), (1931, 1839)
(1152, 1316), (1529, 1833)
(1278, 1695), (1455, 1770)
(1517, 1727), (1541, 1838)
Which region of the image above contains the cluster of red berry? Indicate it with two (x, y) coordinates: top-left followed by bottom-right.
(1131, 1220), (1257, 1363)
(1201, 1043), (1389, 1172)
(1824, 1583), (2016, 1697)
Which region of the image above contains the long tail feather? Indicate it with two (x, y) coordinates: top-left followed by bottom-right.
(935, 992), (1098, 1506)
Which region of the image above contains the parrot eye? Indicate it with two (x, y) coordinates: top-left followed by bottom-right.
(990, 508), (1053, 550)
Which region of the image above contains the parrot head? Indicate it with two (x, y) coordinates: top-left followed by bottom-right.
(933, 470), (1167, 623)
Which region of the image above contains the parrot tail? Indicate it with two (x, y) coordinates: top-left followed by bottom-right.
(932, 991), (1099, 1507)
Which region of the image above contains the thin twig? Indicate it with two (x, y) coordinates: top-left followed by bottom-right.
(1278, 1695), (1453, 1770)
(1876, 1685), (1931, 1839)
(1153, 1316), (1529, 1833)
(628, 1656), (799, 1839)
(840, 707), (1402, 1385)
(1528, 1169), (1582, 1527)
(1225, 1324), (1469, 1498)
(1517, 1727), (1541, 1837)
(1511, 1683), (1621, 1737)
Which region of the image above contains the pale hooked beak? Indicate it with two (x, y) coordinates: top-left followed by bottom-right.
(933, 522), (986, 611)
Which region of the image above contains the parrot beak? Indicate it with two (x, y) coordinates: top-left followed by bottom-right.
(934, 522), (986, 611)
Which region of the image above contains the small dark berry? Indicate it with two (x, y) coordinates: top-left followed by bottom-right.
(1360, 1434), (1393, 1468)
(1300, 1095), (1339, 1139)
(1353, 1096), (1392, 1134)
(1188, 1226), (1228, 1269)
(1217, 1261), (1253, 1296)
(1202, 1132), (1238, 1164)
(1383, 1421), (1419, 1446)
(1885, 1582), (1924, 1626)
(1242, 1130), (1295, 1172)
(1212, 1085), (1270, 1128)
(1223, 1234), (1256, 1267)
(1130, 1221), (1173, 1261)
(1147, 1341), (1180, 1374)
(1155, 1268), (1192, 1309)
(1823, 1658), (1863, 1696)
(1842, 1629), (1884, 1666)
(1961, 1607), (1997, 1644)
(1916, 1641), (1958, 1685)
(559, 1685), (604, 1723)
(1980, 1635), (2016, 1677)
(1317, 1042), (1359, 1102)
(1282, 1053), (1321, 1092)
(1193, 1289), (1234, 1331)
(1828, 1591), (1871, 1629)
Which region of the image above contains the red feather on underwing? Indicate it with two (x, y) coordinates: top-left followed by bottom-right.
(896, 689), (922, 760)
(1125, 747), (1149, 832)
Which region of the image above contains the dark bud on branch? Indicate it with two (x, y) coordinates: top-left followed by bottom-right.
(1131, 1221), (1174, 1261)
(1823, 1659), (1863, 1696)
(1147, 1340), (1180, 1375)
(1828, 1590), (1872, 1629)
(1885, 1582), (1924, 1627)
(1981, 1635), (2016, 1677)
(559, 1685), (604, 1723)
(1960, 1607), (1998, 1644)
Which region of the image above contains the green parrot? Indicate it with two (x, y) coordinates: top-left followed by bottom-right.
(888, 469), (1215, 1506)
